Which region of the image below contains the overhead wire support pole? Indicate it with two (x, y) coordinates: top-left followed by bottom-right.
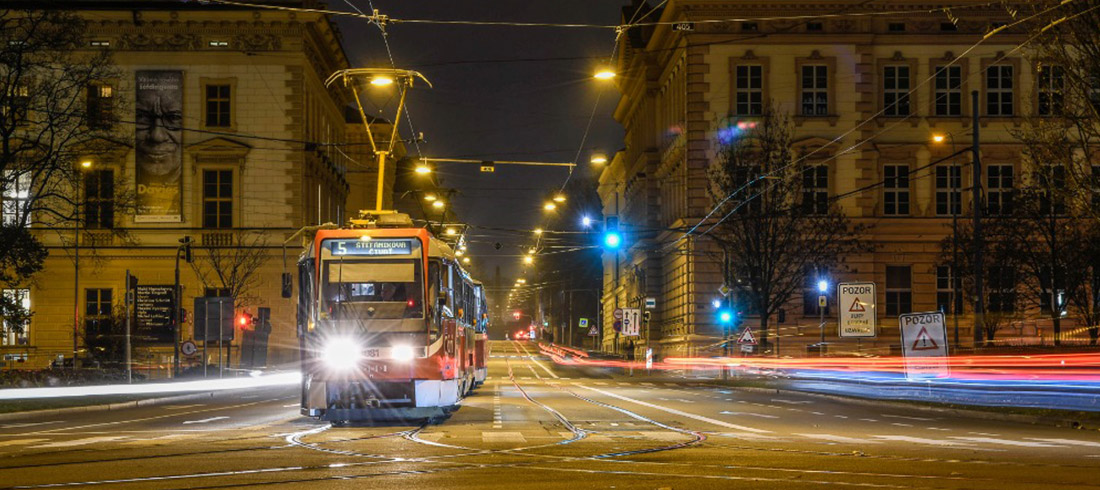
(971, 89), (984, 347)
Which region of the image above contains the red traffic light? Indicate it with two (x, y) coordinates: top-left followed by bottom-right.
(237, 312), (253, 328)
(512, 311), (521, 320)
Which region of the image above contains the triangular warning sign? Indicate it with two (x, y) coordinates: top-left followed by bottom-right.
(911, 326), (939, 351)
(587, 325), (599, 336)
(848, 298), (866, 312)
(736, 327), (757, 345)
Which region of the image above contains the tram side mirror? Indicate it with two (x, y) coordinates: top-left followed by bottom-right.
(281, 272), (293, 298)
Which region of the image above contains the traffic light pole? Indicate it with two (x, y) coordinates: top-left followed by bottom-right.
(971, 90), (985, 347)
(125, 270), (132, 384)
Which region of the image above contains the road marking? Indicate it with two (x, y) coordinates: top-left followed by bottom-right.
(0, 421), (62, 429)
(771, 399), (812, 405)
(1025, 438), (1100, 448)
(120, 434), (197, 446)
(577, 385), (771, 433)
(834, 415), (849, 419)
(182, 416), (230, 425)
(859, 418), (878, 422)
(969, 432), (1001, 437)
(719, 411), (778, 419)
(927, 427), (952, 431)
(797, 433), (882, 444)
(882, 414), (936, 422)
(0, 438), (48, 447)
(33, 436), (128, 448)
(951, 437), (1063, 448)
(872, 435), (974, 447)
(165, 404), (205, 410)
(282, 404), (299, 408)
(713, 432), (780, 441)
(482, 432), (526, 443)
(890, 423), (914, 428)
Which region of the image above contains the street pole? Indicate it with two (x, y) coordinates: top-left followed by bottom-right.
(125, 270), (132, 383)
(971, 90), (985, 347)
(173, 248), (181, 377)
(73, 178), (80, 369)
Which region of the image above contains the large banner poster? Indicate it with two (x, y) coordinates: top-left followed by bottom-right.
(134, 70), (183, 222)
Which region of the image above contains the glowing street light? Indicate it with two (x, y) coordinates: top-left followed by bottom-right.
(543, 202), (557, 211)
(581, 215), (592, 228)
(432, 200), (445, 209)
(590, 154), (608, 165)
(445, 228), (457, 236)
(552, 193), (567, 203)
(462, 257), (471, 264)
(523, 255), (534, 265)
(533, 228), (543, 235)
(932, 134), (947, 144)
(594, 69), (616, 80)
(414, 161), (432, 174)
(817, 279), (829, 293)
(369, 75), (394, 87)
(424, 194), (437, 202)
(80, 160), (93, 169)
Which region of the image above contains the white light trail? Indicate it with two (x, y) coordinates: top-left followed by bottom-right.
(0, 372), (301, 400)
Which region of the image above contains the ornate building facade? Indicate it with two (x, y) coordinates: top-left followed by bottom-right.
(0, 1), (366, 373)
(601, 1), (1037, 357)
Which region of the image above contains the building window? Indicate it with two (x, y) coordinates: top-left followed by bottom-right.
(1090, 74), (1100, 112)
(988, 267), (1016, 313)
(741, 22), (758, 32)
(986, 65), (1014, 116)
(732, 165), (763, 215)
(883, 65), (911, 116)
(86, 84), (114, 129)
(84, 288), (112, 337)
(734, 65), (763, 116)
(205, 287), (231, 298)
(1039, 164), (1067, 216)
(986, 164), (1013, 216)
(936, 266), (959, 314)
(801, 165), (828, 215)
(83, 169), (114, 229)
(202, 169), (233, 229)
(800, 65), (829, 116)
(883, 164), (910, 216)
(1037, 65), (1064, 116)
(89, 39), (110, 47)
(941, 22), (958, 32)
(806, 22), (823, 32)
(934, 65), (963, 116)
(1038, 266), (1066, 315)
(208, 40), (229, 48)
(885, 265), (912, 316)
(1, 288), (29, 346)
(204, 84), (232, 128)
(888, 22), (906, 32)
(935, 165), (961, 216)
(2, 170), (31, 227)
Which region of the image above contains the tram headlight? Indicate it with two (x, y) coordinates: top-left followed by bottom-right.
(321, 337), (362, 372)
(391, 344), (416, 362)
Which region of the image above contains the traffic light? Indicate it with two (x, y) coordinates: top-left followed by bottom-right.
(237, 311), (253, 329)
(603, 216), (622, 249)
(718, 309), (734, 324)
(512, 310), (521, 320)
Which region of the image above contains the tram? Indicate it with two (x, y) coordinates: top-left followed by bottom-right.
(296, 212), (488, 421)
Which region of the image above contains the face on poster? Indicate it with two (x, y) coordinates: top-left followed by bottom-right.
(134, 70), (183, 222)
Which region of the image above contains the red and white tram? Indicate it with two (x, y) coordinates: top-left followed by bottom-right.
(296, 213), (488, 422)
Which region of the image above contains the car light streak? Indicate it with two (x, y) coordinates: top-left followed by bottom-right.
(0, 372), (301, 400)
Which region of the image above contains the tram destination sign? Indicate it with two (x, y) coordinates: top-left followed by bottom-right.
(327, 238), (414, 256)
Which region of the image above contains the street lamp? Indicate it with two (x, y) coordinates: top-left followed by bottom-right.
(432, 200), (445, 209)
(933, 132), (963, 349)
(533, 228), (543, 235)
(543, 202), (557, 211)
(581, 215), (592, 228)
(414, 160), (432, 175)
(72, 159), (95, 368)
(594, 69), (615, 80)
(590, 154), (608, 165)
(524, 255), (534, 265)
(552, 193), (567, 203)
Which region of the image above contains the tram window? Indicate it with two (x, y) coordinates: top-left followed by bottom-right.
(428, 260), (442, 339)
(322, 260), (423, 319)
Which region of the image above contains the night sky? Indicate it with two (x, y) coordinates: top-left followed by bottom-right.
(332, 1), (626, 291)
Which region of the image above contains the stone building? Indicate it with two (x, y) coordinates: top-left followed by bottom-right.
(600, 1), (1044, 357)
(0, 1), (370, 373)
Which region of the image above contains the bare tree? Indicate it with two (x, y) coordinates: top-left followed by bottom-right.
(0, 9), (122, 335)
(193, 232), (272, 308)
(940, 219), (1027, 344)
(706, 105), (868, 346)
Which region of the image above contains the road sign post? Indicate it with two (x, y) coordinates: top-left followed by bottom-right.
(621, 308), (641, 337)
(899, 311), (950, 380)
(838, 282), (877, 338)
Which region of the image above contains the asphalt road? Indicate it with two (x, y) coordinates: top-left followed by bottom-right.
(1, 340), (1099, 489)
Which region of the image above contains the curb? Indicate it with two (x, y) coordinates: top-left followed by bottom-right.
(0, 391), (219, 422)
(729, 384), (1095, 430)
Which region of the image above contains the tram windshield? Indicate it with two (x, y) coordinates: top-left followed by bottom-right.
(321, 259), (424, 320)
